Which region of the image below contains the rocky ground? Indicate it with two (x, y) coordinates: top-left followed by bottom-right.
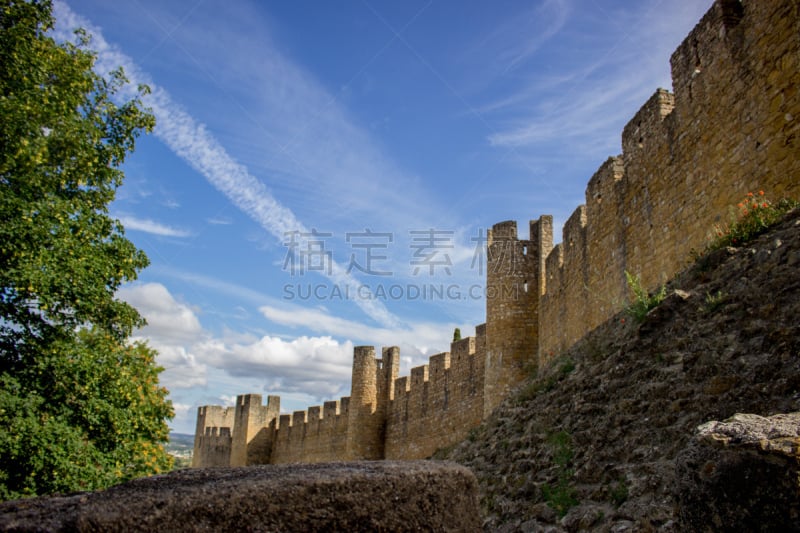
(438, 209), (800, 531)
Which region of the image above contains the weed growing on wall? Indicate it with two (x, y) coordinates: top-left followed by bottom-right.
(702, 290), (727, 314)
(624, 271), (666, 322)
(709, 191), (799, 250)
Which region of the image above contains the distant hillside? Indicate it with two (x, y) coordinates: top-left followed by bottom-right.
(167, 433), (194, 469)
(438, 209), (800, 531)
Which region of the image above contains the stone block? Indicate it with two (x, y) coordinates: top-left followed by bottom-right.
(0, 461), (480, 532)
(675, 412), (800, 531)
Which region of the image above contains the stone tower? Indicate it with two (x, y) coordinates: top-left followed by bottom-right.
(229, 394), (280, 466)
(484, 217), (552, 416)
(344, 346), (399, 460)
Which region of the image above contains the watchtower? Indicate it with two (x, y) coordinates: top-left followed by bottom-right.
(345, 346), (399, 459)
(484, 217), (552, 416)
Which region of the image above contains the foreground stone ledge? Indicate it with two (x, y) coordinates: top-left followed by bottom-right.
(676, 412), (800, 532)
(0, 461), (480, 532)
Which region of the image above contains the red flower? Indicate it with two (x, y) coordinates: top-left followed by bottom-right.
(759, 190), (765, 196)
(747, 192), (754, 197)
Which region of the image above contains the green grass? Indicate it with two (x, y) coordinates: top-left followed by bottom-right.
(542, 430), (578, 517)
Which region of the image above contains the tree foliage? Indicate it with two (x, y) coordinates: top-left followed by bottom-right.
(0, 0), (172, 500)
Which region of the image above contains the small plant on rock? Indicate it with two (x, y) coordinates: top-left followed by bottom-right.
(702, 290), (727, 314)
(542, 430), (579, 517)
(610, 479), (629, 507)
(624, 271), (666, 322)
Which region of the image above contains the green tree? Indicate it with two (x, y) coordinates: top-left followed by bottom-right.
(453, 328), (462, 342)
(0, 0), (172, 500)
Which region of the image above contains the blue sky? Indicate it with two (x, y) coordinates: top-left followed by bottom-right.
(53, 0), (712, 434)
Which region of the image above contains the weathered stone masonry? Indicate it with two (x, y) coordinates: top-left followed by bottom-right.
(194, 0), (799, 467)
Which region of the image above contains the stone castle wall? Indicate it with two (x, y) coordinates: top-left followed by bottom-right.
(539, 0), (799, 361)
(193, 329), (491, 467)
(193, 0), (799, 468)
(385, 327), (486, 459)
(193, 405), (234, 467)
(269, 397), (351, 464)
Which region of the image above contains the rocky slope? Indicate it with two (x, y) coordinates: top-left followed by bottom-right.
(439, 209), (800, 531)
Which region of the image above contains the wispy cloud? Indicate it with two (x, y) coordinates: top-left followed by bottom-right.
(206, 216), (232, 225)
(478, 1), (712, 156)
(117, 215), (191, 238)
(482, 0), (570, 75)
(259, 304), (457, 360)
(152, 266), (282, 308)
(148, 1), (439, 227)
(54, 1), (404, 329)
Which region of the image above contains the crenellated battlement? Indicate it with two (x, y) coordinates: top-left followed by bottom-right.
(194, 327), (490, 465)
(194, 0), (799, 468)
(385, 327), (487, 459)
(621, 89), (676, 159)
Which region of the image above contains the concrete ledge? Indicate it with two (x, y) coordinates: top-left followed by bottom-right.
(0, 461), (480, 532)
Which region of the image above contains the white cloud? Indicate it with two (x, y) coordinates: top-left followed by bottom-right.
(218, 395), (237, 406)
(117, 215), (191, 238)
(118, 283), (203, 343)
(116, 283), (355, 428)
(116, 280), (463, 430)
(171, 402), (192, 420)
(201, 335), (354, 394)
(118, 283), (208, 389)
